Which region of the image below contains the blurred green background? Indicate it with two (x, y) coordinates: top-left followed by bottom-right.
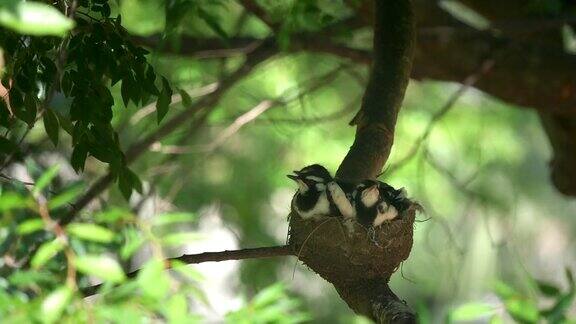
(1, 0), (575, 323)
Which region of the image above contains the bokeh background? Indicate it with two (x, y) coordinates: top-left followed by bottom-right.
(1, 0), (576, 322)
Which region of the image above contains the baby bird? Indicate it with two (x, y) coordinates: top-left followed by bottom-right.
(288, 164), (355, 220)
(353, 180), (403, 228)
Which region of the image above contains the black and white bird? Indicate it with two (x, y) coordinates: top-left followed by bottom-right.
(288, 164), (355, 220)
(353, 180), (408, 228)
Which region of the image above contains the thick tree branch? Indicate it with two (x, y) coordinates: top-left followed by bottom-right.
(330, 1), (417, 323)
(336, 0), (415, 182)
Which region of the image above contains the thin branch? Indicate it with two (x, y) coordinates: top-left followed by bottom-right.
(59, 40), (277, 226)
(385, 57), (496, 176)
(81, 245), (294, 296)
(204, 100), (274, 152)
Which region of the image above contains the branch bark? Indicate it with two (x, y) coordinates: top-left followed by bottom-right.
(336, 0), (415, 182)
(333, 1), (417, 323)
(82, 245), (294, 296)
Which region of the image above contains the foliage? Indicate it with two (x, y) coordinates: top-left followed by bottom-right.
(0, 167), (308, 322)
(444, 270), (576, 323)
(226, 283), (310, 324)
(1, 0), (576, 322)
(0, 0), (173, 199)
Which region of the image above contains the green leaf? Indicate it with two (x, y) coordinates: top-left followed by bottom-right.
(156, 86), (171, 124)
(179, 89), (192, 107)
(449, 302), (495, 322)
(0, 192), (30, 212)
(197, 7), (228, 40)
(43, 108), (60, 147)
(71, 143), (88, 172)
(494, 281), (520, 300)
(566, 268), (575, 289)
(66, 223), (115, 243)
(438, 0), (490, 30)
(17, 218), (44, 235)
(0, 136), (19, 157)
(75, 255), (126, 283)
(41, 286), (73, 324)
(153, 212), (196, 226)
(535, 280), (561, 297)
(48, 184), (84, 210)
(503, 299), (539, 324)
(252, 283), (285, 308)
(120, 228), (144, 260)
(542, 291), (575, 321)
(161, 232), (202, 247)
(0, 1), (75, 36)
(94, 208), (132, 224)
(171, 260), (204, 282)
(165, 294), (188, 323)
(33, 165), (60, 196)
(9, 270), (57, 288)
(31, 238), (65, 269)
(137, 258), (170, 300)
(118, 169), (133, 201)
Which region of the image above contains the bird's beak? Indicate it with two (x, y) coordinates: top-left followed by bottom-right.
(287, 174), (299, 181)
(293, 170), (302, 175)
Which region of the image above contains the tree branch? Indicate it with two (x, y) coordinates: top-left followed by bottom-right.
(331, 1), (417, 323)
(60, 40), (278, 226)
(336, 0), (415, 182)
(82, 245), (294, 296)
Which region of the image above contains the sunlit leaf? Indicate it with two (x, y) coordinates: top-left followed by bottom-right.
(152, 212), (196, 226)
(66, 223), (115, 243)
(0, 1), (75, 36)
(0, 193), (31, 211)
(438, 0), (490, 30)
(165, 294), (188, 323)
(160, 232), (202, 247)
(33, 165), (60, 196)
(448, 302), (495, 322)
(75, 255), (126, 283)
(31, 238), (65, 269)
(16, 218), (44, 235)
(120, 228), (145, 260)
(9, 270), (57, 288)
(171, 260), (204, 282)
(494, 281), (520, 300)
(94, 208), (132, 224)
(41, 286), (73, 324)
(252, 283), (285, 308)
(137, 258), (169, 300)
(48, 184), (84, 210)
(503, 299), (539, 324)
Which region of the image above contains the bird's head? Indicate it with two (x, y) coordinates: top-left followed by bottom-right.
(357, 180), (381, 208)
(288, 164), (332, 193)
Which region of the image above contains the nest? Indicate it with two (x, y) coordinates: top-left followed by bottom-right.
(288, 204), (417, 288)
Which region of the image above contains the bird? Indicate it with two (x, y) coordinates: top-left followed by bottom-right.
(288, 164), (355, 220)
(353, 180), (407, 228)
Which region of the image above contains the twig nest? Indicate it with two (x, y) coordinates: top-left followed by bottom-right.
(288, 204), (417, 287)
